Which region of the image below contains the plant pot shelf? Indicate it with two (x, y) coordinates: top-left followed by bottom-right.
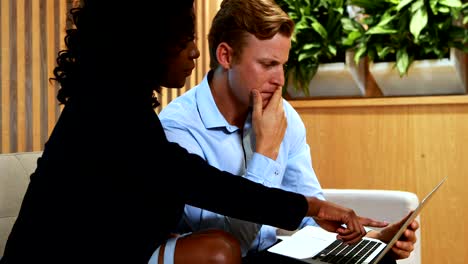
(289, 94), (468, 109)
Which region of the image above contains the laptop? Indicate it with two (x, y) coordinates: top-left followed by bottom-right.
(267, 177), (447, 264)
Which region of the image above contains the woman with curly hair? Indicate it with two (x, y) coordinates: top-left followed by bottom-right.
(1, 1), (384, 263)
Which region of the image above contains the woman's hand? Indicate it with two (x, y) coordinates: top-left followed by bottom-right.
(306, 197), (388, 244)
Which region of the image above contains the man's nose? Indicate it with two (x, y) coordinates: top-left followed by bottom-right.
(272, 66), (285, 87)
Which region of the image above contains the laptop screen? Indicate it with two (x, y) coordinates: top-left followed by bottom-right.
(371, 176), (447, 263)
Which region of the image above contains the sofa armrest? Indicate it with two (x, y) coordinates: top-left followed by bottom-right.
(0, 151), (42, 257)
(323, 189), (421, 264)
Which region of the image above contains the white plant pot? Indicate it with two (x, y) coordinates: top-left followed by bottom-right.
(287, 51), (366, 98)
(370, 48), (467, 96)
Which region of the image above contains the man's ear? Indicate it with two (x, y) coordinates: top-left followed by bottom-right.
(216, 42), (234, 70)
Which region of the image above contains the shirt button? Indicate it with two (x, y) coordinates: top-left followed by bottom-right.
(274, 171), (279, 176)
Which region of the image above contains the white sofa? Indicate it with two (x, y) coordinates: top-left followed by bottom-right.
(0, 152), (421, 263)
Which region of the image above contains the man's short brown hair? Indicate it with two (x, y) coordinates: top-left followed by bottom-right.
(208, 0), (294, 69)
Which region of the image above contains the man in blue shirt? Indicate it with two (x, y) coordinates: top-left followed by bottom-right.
(160, 0), (418, 262)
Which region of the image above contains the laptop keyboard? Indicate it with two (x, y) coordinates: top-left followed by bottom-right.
(311, 239), (383, 264)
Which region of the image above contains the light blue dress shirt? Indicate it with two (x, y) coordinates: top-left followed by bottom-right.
(159, 73), (324, 255)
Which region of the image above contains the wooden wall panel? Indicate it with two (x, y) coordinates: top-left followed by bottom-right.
(0, 0), (69, 153)
(292, 100), (468, 264)
(0, 0), (221, 153)
(1, 0), (11, 152)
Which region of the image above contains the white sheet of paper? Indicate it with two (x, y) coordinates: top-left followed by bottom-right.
(268, 226), (337, 259)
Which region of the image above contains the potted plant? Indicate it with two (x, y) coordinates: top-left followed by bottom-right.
(345, 0), (468, 96)
(276, 0), (367, 98)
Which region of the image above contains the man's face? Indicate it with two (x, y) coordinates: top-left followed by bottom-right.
(227, 32), (291, 109)
(162, 40), (200, 88)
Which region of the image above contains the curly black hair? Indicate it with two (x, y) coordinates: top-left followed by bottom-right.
(51, 1), (196, 108)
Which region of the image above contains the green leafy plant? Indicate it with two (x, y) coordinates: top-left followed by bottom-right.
(344, 0), (468, 76)
(276, 0), (355, 95)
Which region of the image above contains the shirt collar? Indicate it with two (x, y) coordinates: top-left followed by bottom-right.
(195, 71), (240, 133)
